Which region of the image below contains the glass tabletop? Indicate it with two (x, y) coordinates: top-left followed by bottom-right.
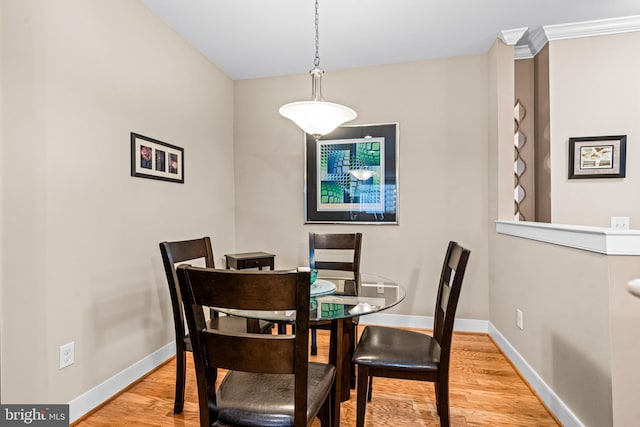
(215, 271), (405, 322)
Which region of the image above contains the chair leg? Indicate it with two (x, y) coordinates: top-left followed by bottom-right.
(318, 389), (332, 427)
(356, 365), (369, 427)
(350, 361), (357, 389)
(367, 376), (373, 402)
(349, 322), (356, 389)
(436, 381), (450, 426)
(311, 327), (318, 356)
(174, 349), (186, 414)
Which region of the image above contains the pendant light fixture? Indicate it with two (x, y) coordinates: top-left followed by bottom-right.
(279, 0), (357, 140)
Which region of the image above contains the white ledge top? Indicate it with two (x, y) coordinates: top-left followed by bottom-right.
(495, 220), (640, 255)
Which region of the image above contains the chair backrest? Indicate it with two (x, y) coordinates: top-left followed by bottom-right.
(176, 266), (311, 427)
(309, 232), (363, 273)
(433, 241), (471, 373)
(159, 237), (216, 342)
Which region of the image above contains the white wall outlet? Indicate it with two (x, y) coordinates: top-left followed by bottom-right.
(59, 342), (75, 369)
(611, 216), (630, 230)
(516, 309), (524, 330)
(376, 285), (385, 294)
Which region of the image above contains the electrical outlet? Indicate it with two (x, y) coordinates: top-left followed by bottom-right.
(516, 309), (524, 330)
(376, 285), (385, 294)
(59, 342), (75, 369)
(611, 216), (630, 230)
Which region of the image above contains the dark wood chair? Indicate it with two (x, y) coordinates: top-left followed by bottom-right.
(159, 237), (273, 414)
(176, 266), (335, 427)
(308, 232), (363, 357)
(352, 241), (471, 427)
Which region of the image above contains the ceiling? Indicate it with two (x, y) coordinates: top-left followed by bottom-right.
(142, 0), (640, 80)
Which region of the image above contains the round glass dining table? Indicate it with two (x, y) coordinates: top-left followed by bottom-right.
(216, 271), (405, 427)
(217, 271), (405, 323)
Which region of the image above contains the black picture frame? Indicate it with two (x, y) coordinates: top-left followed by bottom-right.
(305, 123), (398, 224)
(131, 133), (184, 183)
(568, 135), (626, 179)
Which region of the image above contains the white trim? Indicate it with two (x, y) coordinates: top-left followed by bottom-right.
(359, 313), (488, 333)
(514, 45), (534, 60)
(488, 323), (584, 427)
(499, 27), (528, 45)
(495, 220), (640, 255)
(68, 342), (175, 423)
(544, 15), (640, 41)
(519, 15), (640, 58)
(364, 315), (583, 425)
(62, 318), (586, 427)
(526, 26), (549, 57)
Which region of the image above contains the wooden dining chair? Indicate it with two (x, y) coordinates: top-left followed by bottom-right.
(176, 265), (335, 427)
(159, 237), (273, 414)
(352, 241), (471, 427)
(308, 232), (363, 356)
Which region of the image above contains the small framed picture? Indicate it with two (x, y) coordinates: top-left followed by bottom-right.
(568, 135), (626, 179)
(131, 133), (184, 183)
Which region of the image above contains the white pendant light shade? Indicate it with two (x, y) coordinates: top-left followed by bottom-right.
(279, 100), (357, 138)
(279, 0), (357, 139)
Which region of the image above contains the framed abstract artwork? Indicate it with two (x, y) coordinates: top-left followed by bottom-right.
(131, 132), (184, 183)
(568, 135), (626, 179)
(305, 123), (398, 224)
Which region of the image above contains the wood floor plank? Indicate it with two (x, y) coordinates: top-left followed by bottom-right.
(73, 328), (559, 427)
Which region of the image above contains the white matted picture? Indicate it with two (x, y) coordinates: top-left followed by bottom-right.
(305, 123), (398, 224)
(568, 135), (626, 179)
(131, 132), (184, 183)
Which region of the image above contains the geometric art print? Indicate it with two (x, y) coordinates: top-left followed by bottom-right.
(317, 137), (385, 212)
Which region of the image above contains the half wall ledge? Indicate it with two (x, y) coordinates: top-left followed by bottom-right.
(495, 220), (640, 256)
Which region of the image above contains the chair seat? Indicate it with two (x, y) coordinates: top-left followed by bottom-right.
(215, 362), (335, 427)
(353, 326), (441, 371)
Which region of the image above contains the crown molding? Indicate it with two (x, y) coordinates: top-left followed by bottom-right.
(544, 14), (640, 41)
(526, 27), (550, 57)
(513, 15), (640, 59)
(498, 27), (528, 45)
(514, 45), (534, 60)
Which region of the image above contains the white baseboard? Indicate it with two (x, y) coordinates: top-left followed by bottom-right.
(488, 322), (584, 427)
(68, 341), (175, 423)
(359, 313), (489, 333)
(66, 318), (581, 427)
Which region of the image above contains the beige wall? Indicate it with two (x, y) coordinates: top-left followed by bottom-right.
(234, 56), (490, 320)
(488, 40), (515, 223)
(549, 32), (640, 227)
(533, 44), (551, 222)
(534, 45), (552, 223)
(490, 234), (613, 427)
(0, 0), (236, 403)
(608, 256), (640, 427)
(515, 58), (535, 221)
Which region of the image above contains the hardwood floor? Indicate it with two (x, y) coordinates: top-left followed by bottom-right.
(73, 328), (559, 427)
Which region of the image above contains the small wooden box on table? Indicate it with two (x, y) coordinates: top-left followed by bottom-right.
(224, 252), (275, 271)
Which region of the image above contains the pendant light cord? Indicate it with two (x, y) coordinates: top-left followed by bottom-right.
(278, 0), (356, 139)
(314, 0), (320, 68)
